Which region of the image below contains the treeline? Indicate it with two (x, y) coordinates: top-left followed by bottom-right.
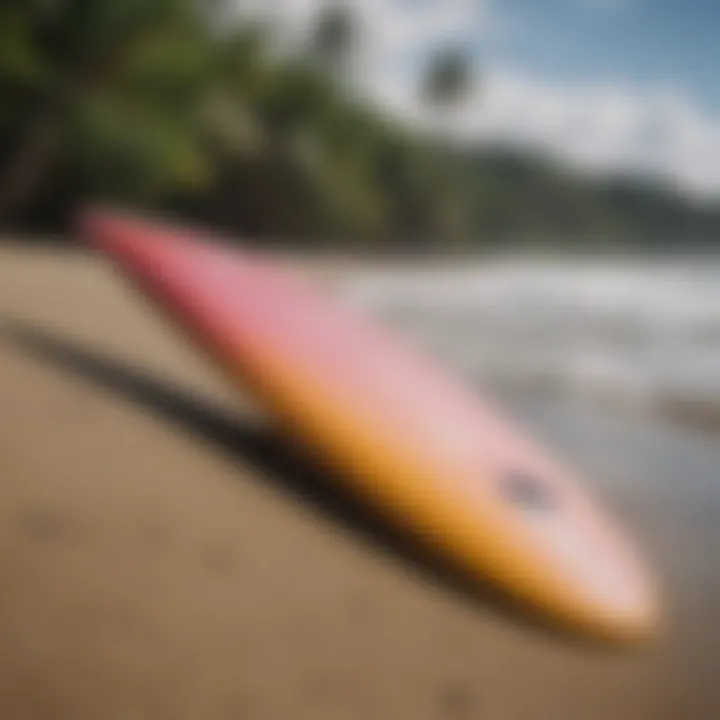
(1, 0), (718, 249)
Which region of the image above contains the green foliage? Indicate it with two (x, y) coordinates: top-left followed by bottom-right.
(0, 4), (46, 88)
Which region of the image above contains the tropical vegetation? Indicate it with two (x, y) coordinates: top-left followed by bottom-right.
(1, 0), (718, 250)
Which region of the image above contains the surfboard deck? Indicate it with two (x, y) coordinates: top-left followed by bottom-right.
(81, 207), (659, 645)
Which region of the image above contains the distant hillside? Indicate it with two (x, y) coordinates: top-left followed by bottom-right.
(460, 147), (720, 251)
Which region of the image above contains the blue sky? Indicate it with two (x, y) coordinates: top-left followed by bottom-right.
(241, 0), (720, 198)
(487, 0), (719, 112)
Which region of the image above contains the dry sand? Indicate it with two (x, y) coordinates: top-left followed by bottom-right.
(0, 245), (717, 719)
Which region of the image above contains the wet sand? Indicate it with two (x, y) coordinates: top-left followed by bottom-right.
(0, 245), (718, 719)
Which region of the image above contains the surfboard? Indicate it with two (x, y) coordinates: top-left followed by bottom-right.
(81, 207), (659, 645)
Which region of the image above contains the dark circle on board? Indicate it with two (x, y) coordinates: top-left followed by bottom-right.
(502, 470), (556, 513)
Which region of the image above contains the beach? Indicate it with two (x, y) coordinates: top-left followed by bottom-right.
(0, 245), (718, 719)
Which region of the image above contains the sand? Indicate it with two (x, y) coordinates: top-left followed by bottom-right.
(0, 244), (717, 719)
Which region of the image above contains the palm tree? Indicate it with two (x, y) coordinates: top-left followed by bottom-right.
(422, 47), (472, 109)
(309, 3), (357, 77)
(0, 0), (215, 223)
(417, 46), (475, 244)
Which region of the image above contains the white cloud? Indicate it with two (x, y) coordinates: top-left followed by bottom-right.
(359, 0), (489, 55)
(462, 74), (720, 199)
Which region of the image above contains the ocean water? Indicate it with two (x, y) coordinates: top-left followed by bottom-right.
(340, 259), (720, 421)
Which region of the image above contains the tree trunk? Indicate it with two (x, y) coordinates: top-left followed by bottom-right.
(0, 114), (59, 226)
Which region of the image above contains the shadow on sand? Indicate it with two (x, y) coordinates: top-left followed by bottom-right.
(2, 320), (621, 650)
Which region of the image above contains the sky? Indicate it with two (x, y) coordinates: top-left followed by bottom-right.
(238, 0), (720, 200)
